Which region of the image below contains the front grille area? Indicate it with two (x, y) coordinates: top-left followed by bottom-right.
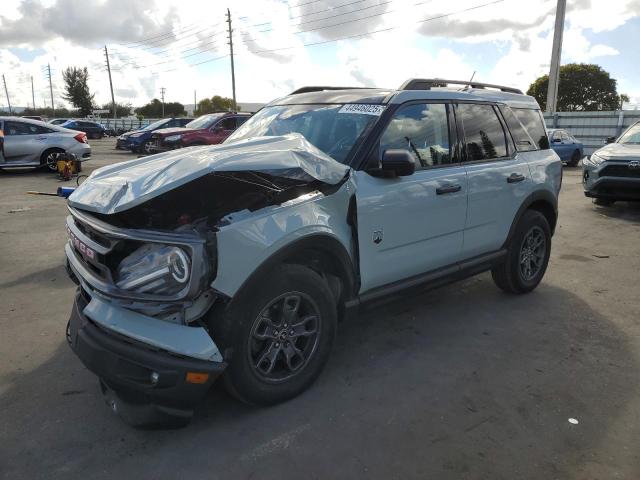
(600, 164), (640, 178)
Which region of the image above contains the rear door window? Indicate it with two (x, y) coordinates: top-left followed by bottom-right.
(458, 104), (508, 161)
(512, 108), (549, 150)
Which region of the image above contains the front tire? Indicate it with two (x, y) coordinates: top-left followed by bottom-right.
(568, 150), (581, 167)
(209, 264), (337, 406)
(142, 140), (153, 155)
(594, 198), (614, 206)
(492, 210), (551, 294)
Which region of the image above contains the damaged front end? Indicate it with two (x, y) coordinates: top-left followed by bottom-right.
(64, 134), (351, 427)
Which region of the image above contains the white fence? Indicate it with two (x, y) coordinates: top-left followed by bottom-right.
(543, 110), (640, 155)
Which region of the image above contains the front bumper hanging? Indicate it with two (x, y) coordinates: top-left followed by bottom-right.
(67, 290), (226, 427)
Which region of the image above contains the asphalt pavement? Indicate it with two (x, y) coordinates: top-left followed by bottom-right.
(1, 139), (639, 479)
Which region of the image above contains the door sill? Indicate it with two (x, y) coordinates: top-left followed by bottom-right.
(346, 249), (506, 311)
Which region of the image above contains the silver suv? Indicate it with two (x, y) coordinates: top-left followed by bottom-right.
(64, 79), (562, 427)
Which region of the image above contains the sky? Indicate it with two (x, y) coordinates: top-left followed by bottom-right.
(0, 0), (639, 111)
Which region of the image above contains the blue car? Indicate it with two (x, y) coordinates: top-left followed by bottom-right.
(61, 120), (106, 140)
(548, 128), (584, 166)
(117, 118), (193, 154)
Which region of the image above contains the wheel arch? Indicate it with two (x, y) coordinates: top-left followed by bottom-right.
(229, 234), (357, 318)
(39, 147), (65, 167)
(504, 190), (558, 247)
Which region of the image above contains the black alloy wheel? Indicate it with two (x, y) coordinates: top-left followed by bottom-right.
(248, 292), (321, 383)
(519, 226), (546, 282)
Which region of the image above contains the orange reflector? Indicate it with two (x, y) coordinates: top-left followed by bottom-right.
(186, 372), (209, 384)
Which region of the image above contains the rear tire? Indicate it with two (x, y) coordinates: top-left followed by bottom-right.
(491, 210), (551, 294)
(40, 148), (64, 173)
(208, 264), (337, 406)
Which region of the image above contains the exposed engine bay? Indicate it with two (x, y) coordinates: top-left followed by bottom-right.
(91, 171), (332, 231)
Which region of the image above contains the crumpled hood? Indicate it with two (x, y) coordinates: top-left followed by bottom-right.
(594, 143), (640, 160)
(68, 134), (351, 215)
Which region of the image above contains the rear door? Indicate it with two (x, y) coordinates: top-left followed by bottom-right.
(458, 103), (532, 259)
(355, 102), (468, 292)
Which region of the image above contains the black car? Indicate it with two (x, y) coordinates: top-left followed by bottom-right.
(61, 120), (106, 139)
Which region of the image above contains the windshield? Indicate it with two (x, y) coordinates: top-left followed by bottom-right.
(142, 119), (168, 131)
(225, 104), (382, 163)
(186, 114), (224, 130)
(618, 124), (640, 144)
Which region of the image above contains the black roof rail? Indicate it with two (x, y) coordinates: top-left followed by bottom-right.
(399, 78), (523, 95)
(290, 86), (371, 95)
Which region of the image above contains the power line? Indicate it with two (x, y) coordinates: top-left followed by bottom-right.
(243, 0), (504, 55)
(243, 0), (432, 40)
(121, 21), (204, 47)
(114, 22), (225, 51)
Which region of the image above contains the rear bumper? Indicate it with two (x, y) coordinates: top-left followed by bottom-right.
(67, 291), (226, 425)
(67, 143), (91, 160)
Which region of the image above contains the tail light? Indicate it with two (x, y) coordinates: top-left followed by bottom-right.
(74, 133), (87, 144)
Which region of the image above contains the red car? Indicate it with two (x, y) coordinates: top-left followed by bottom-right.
(149, 112), (251, 153)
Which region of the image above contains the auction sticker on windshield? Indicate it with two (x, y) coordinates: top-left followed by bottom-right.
(338, 104), (385, 116)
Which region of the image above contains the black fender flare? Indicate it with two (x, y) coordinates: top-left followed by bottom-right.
(503, 190), (558, 248)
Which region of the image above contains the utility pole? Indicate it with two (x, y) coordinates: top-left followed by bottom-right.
(46, 63), (55, 116)
(2, 75), (12, 114)
(31, 76), (35, 110)
(546, 0), (566, 113)
(160, 87), (166, 117)
(226, 8), (237, 111)
(104, 46), (117, 119)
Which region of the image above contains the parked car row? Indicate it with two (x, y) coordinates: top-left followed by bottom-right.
(116, 117), (193, 153)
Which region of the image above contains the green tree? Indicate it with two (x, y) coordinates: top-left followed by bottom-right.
(61, 67), (95, 116)
(619, 93), (630, 110)
(196, 95), (237, 115)
(101, 102), (132, 118)
(134, 98), (185, 118)
(527, 64), (620, 112)
(22, 106), (75, 118)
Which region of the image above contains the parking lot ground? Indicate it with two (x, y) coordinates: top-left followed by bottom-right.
(1, 139), (640, 479)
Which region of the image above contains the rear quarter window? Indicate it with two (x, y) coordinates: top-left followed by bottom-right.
(500, 106), (537, 152)
(512, 108), (549, 150)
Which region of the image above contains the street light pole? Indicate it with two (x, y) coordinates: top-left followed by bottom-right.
(546, 0), (566, 113)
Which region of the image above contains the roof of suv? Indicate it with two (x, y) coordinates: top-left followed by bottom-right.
(272, 79), (539, 110)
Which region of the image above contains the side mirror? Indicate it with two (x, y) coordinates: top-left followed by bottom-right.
(605, 136), (616, 144)
(381, 149), (415, 177)
(552, 138), (562, 143)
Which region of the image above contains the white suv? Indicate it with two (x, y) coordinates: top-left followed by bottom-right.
(64, 79), (562, 427)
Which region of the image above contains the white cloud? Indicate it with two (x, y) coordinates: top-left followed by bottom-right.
(0, 0), (638, 110)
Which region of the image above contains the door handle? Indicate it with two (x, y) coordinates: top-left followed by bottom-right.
(36, 136), (47, 140)
(507, 173), (525, 183)
(436, 184), (462, 195)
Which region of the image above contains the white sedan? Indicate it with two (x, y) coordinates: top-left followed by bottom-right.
(0, 116), (91, 171)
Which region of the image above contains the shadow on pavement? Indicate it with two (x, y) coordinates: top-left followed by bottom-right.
(592, 200), (640, 223)
(1, 278), (639, 479)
